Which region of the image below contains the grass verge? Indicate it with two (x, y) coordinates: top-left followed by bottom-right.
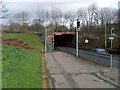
(2, 33), (42, 88)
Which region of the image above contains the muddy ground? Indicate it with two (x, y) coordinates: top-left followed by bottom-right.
(1, 38), (35, 50)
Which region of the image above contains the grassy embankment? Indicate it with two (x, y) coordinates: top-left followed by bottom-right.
(2, 33), (42, 88)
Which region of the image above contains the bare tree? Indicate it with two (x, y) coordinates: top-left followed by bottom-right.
(11, 11), (30, 25)
(9, 11), (30, 32)
(36, 9), (50, 23)
(64, 10), (76, 31)
(76, 8), (89, 27)
(0, 0), (9, 19)
(88, 3), (99, 26)
(19, 11), (30, 25)
(118, 9), (120, 49)
(33, 9), (51, 33)
(109, 8), (118, 24)
(99, 8), (117, 26)
(50, 8), (63, 31)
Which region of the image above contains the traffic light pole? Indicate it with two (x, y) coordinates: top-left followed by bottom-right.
(76, 28), (78, 57)
(76, 19), (80, 57)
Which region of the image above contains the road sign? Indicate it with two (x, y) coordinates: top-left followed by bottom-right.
(109, 37), (114, 40)
(85, 39), (89, 43)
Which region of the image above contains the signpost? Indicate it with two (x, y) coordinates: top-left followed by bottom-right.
(76, 19), (80, 57)
(85, 39), (89, 43)
(85, 39), (89, 48)
(109, 36), (114, 49)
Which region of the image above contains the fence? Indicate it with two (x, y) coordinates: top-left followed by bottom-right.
(58, 47), (112, 67)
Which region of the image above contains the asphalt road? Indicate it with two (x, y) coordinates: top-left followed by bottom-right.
(45, 51), (119, 88)
(58, 47), (120, 68)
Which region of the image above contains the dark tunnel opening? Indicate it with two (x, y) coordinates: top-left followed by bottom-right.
(54, 34), (75, 49)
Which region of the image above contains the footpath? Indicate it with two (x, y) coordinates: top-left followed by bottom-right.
(45, 51), (119, 88)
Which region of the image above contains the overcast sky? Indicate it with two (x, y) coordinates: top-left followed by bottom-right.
(4, 0), (119, 12)
(1, 0), (120, 25)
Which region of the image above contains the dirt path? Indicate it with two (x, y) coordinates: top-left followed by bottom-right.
(1, 38), (35, 50)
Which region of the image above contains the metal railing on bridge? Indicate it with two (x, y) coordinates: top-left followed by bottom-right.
(58, 47), (112, 68)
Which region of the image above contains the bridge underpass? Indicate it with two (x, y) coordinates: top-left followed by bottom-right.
(54, 32), (75, 49)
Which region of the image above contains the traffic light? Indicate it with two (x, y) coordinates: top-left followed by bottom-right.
(111, 28), (116, 37)
(77, 19), (80, 31)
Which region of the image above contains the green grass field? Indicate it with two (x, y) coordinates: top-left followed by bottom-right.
(2, 33), (43, 88)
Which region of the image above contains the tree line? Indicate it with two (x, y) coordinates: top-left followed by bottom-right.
(1, 1), (120, 50)
(2, 3), (118, 32)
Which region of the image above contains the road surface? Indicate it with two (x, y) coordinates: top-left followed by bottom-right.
(45, 51), (119, 88)
(59, 47), (120, 68)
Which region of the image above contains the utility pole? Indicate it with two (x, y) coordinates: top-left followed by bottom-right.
(76, 19), (80, 57)
(105, 21), (107, 48)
